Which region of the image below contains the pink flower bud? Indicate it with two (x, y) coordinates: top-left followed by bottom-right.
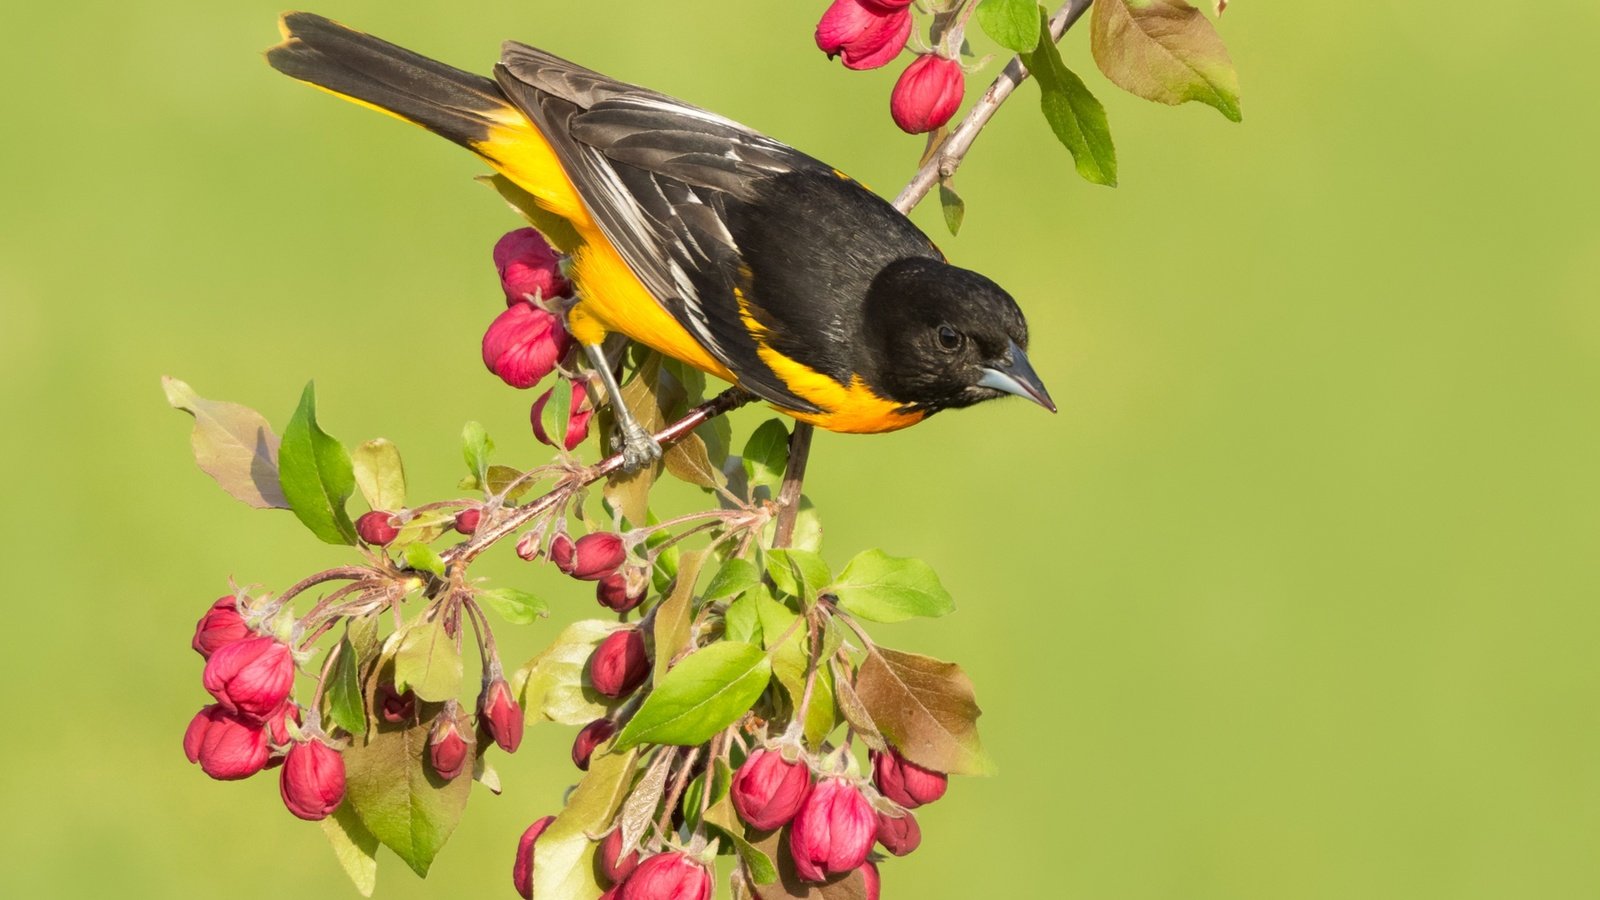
(549, 532), (576, 571)
(572, 717), (618, 771)
(618, 852), (714, 900)
(513, 815), (556, 900)
(732, 749), (813, 831)
(516, 531), (543, 561)
(815, 0), (913, 71)
(871, 748), (948, 808)
(429, 709), (471, 780)
(589, 628), (649, 699)
(875, 809), (921, 856)
(891, 54), (966, 134)
(279, 738), (346, 821)
(192, 595), (251, 658)
(597, 827), (639, 885)
(531, 382), (595, 451)
(494, 228), (571, 305)
(265, 701), (301, 747)
(375, 682), (416, 724)
(566, 532), (626, 581)
(187, 704), (271, 780)
(788, 778), (876, 883)
(356, 510), (400, 546)
(863, 861), (881, 899)
(202, 636), (295, 720)
(454, 507), (483, 535)
(482, 301), (572, 389)
(478, 677), (524, 753)
(595, 568), (647, 613)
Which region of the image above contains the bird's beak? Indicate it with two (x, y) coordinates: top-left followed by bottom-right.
(978, 341), (1057, 413)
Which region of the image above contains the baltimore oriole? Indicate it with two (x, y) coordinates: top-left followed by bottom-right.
(267, 12), (1054, 468)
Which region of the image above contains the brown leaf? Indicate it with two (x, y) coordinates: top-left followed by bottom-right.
(162, 376), (289, 509)
(1090, 0), (1242, 122)
(853, 648), (994, 776)
(749, 830), (871, 900)
(653, 550), (705, 682)
(830, 660), (886, 752)
(663, 431), (725, 490)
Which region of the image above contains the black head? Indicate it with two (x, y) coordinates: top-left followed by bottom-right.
(860, 257), (1055, 414)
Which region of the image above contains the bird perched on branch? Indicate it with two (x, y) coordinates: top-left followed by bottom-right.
(267, 12), (1054, 469)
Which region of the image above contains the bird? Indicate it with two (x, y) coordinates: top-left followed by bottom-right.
(266, 12), (1055, 469)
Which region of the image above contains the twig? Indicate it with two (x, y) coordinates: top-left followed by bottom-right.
(770, 423), (814, 549)
(894, 0), (1094, 212)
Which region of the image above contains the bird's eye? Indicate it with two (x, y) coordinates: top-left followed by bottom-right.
(936, 324), (962, 351)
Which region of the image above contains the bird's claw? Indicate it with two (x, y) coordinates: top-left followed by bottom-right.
(614, 424), (663, 473)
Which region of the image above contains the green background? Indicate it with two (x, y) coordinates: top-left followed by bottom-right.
(3, 1), (1597, 897)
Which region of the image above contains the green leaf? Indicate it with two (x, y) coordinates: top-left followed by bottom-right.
(390, 512), (456, 551)
(539, 381), (573, 451)
(402, 542), (446, 577)
(393, 619), (463, 703)
(664, 431), (726, 490)
(767, 549), (832, 604)
(473, 464), (540, 501)
(705, 558), (761, 603)
(342, 712), (472, 875)
(742, 419), (790, 498)
(724, 592), (762, 644)
(1023, 12), (1118, 186)
(828, 550), (955, 623)
(854, 647), (994, 776)
(1091, 0), (1242, 122)
(938, 183), (966, 236)
(278, 381), (358, 544)
(614, 641), (772, 749)
(326, 638), (367, 737)
(461, 421), (493, 484)
(477, 588), (549, 625)
(351, 438), (406, 511)
(162, 376), (289, 509)
(653, 551), (706, 683)
(320, 801), (380, 897)
(515, 619), (624, 725)
(976, 0), (1042, 52)
(531, 748), (639, 900)
(759, 593), (836, 746)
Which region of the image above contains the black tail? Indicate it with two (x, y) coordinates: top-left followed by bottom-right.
(266, 11), (514, 150)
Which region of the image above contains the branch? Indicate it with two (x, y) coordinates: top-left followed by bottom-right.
(894, 0), (1094, 213)
(441, 387), (753, 567)
(771, 0), (1092, 548)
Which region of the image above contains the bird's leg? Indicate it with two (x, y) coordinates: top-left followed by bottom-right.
(580, 342), (662, 472)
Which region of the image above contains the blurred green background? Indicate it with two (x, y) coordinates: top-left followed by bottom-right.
(4, 1), (1599, 897)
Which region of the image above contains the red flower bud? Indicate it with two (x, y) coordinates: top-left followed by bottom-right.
(454, 507), (483, 535)
(202, 636), (295, 720)
(618, 852), (714, 900)
(513, 815), (556, 900)
(479, 677), (525, 753)
(815, 0), (912, 71)
(549, 532), (577, 571)
(597, 827), (639, 885)
(732, 749), (813, 831)
(516, 531), (543, 561)
(589, 628), (649, 699)
(788, 778), (876, 883)
(875, 809), (921, 856)
(187, 704), (270, 780)
(483, 301), (572, 389)
(596, 567), (648, 613)
(863, 861), (881, 900)
(531, 381), (596, 451)
(494, 228), (572, 305)
(191, 595), (251, 658)
(356, 510), (400, 546)
(376, 682), (416, 724)
(890, 54), (966, 134)
(871, 748), (948, 808)
(565, 532), (626, 580)
(279, 738), (346, 821)
(572, 717), (618, 771)
(429, 709), (471, 780)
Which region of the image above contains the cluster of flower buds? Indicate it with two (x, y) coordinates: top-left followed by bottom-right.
(541, 530), (649, 613)
(483, 228), (596, 450)
(182, 595), (347, 821)
(515, 817), (711, 900)
(815, 0), (967, 134)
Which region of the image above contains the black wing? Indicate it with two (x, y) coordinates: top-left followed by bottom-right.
(494, 43), (824, 411)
